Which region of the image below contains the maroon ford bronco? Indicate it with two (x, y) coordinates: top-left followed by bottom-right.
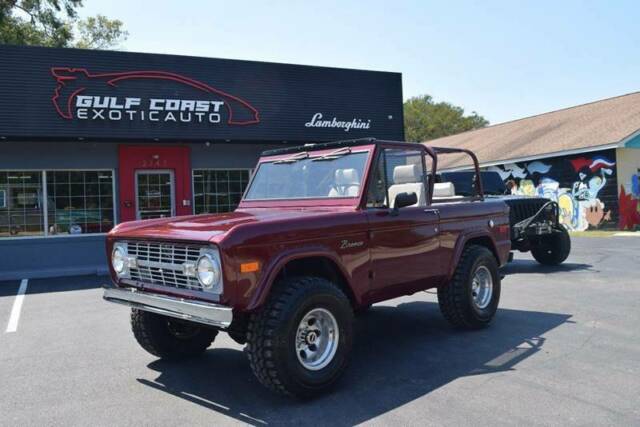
(103, 139), (511, 398)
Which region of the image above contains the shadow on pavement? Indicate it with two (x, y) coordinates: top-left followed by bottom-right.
(504, 259), (593, 275)
(138, 301), (571, 425)
(0, 275), (106, 297)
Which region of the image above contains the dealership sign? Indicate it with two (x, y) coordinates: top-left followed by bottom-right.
(50, 67), (260, 126)
(305, 112), (371, 132)
(0, 45), (404, 141)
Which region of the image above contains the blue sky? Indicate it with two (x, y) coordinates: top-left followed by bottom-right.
(80, 0), (640, 125)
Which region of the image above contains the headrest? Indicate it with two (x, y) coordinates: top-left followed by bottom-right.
(335, 168), (360, 186)
(393, 164), (421, 184)
(433, 182), (456, 198)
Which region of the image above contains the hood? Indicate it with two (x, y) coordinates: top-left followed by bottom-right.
(109, 207), (347, 242)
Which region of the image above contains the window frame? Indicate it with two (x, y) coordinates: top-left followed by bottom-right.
(242, 150), (371, 202)
(365, 147), (430, 209)
(191, 168), (253, 215)
(0, 168), (117, 240)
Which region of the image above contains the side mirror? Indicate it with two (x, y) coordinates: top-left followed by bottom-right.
(394, 192), (417, 210)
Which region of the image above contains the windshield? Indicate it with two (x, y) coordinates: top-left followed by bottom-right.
(244, 151), (369, 200)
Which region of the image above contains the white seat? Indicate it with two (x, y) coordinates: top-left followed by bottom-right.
(388, 164), (425, 208)
(328, 168), (360, 197)
(432, 182), (464, 200)
(433, 182), (456, 198)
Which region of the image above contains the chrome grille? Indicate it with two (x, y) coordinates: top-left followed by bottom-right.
(127, 241), (203, 290)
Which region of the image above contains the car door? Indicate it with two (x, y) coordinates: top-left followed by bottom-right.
(365, 147), (442, 297)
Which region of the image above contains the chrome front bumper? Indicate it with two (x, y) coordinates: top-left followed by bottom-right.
(103, 287), (233, 328)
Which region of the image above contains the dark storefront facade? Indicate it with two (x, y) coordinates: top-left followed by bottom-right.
(0, 45), (404, 280)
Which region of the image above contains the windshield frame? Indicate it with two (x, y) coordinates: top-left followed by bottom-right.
(238, 145), (376, 208)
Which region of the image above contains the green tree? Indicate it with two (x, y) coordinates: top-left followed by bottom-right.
(0, 0), (127, 49)
(75, 14), (127, 49)
(404, 95), (488, 142)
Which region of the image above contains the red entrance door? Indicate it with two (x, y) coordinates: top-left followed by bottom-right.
(118, 146), (192, 222)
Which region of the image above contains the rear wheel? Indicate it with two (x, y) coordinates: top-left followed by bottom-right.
(531, 226), (571, 265)
(246, 276), (353, 398)
(130, 309), (218, 360)
(438, 245), (501, 329)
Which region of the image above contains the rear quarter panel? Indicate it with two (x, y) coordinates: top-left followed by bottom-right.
(435, 199), (511, 279)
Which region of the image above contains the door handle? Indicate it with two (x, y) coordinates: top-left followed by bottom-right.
(424, 208), (439, 215)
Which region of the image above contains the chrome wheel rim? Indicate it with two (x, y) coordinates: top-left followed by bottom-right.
(471, 266), (493, 310)
(295, 308), (339, 371)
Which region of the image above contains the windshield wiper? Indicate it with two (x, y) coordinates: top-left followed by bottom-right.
(311, 147), (352, 161)
(273, 151), (309, 164)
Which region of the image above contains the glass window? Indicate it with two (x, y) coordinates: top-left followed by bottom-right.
(46, 170), (115, 235)
(244, 151), (369, 201)
(366, 148), (427, 208)
(0, 171), (45, 237)
(193, 169), (251, 214)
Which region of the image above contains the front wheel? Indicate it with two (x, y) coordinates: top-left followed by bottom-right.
(531, 226), (571, 265)
(246, 277), (353, 398)
(130, 309), (218, 360)
(438, 245), (501, 329)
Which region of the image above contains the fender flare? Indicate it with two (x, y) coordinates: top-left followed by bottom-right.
(447, 230), (500, 281)
(246, 246), (357, 311)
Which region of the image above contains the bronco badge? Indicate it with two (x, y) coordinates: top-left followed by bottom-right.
(340, 240), (364, 249)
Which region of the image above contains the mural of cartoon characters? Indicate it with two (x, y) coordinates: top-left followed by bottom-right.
(619, 173), (640, 230)
(632, 173), (640, 198)
(488, 153), (617, 231)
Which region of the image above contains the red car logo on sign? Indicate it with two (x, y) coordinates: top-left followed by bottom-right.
(50, 67), (260, 125)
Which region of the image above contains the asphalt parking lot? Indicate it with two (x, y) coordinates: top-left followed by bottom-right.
(1, 236), (639, 426)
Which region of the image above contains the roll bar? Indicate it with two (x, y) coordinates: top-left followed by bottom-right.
(431, 146), (484, 199)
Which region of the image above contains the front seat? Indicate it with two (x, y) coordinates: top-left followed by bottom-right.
(388, 164), (425, 208)
(328, 168), (360, 197)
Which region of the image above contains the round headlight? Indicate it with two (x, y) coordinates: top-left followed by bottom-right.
(197, 254), (220, 289)
(112, 247), (126, 275)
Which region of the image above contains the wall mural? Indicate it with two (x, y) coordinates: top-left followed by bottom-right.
(488, 150), (618, 231)
(619, 173), (640, 230)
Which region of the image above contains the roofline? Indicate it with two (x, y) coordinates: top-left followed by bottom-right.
(432, 91), (640, 142)
(619, 128), (640, 148)
(442, 141), (621, 171)
(0, 43), (402, 76)
(479, 142), (621, 167)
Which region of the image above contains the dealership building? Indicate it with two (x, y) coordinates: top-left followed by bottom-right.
(430, 93), (640, 232)
(0, 44), (404, 280)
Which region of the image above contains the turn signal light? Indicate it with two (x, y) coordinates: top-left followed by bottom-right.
(240, 261), (260, 273)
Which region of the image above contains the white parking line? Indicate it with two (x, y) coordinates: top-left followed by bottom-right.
(5, 279), (28, 333)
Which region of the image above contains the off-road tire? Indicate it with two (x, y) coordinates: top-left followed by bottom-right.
(130, 309), (218, 360)
(531, 226), (571, 265)
(246, 277), (353, 398)
(438, 245), (501, 329)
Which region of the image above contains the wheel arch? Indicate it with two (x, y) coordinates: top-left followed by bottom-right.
(448, 232), (500, 281)
(247, 250), (359, 311)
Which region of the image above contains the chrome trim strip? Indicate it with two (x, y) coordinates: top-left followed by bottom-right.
(136, 259), (183, 271)
(103, 287), (232, 328)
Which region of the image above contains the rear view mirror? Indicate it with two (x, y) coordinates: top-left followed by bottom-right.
(394, 192), (417, 209)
